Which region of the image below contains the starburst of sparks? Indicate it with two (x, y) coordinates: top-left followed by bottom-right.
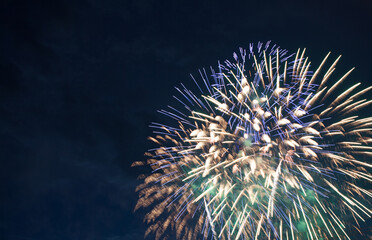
(133, 42), (372, 240)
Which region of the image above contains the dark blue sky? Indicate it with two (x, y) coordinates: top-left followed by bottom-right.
(0, 0), (371, 239)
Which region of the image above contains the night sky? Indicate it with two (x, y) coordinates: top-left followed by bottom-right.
(0, 0), (371, 239)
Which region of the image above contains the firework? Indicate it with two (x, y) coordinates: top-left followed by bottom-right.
(133, 42), (372, 239)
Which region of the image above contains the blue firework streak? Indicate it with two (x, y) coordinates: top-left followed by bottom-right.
(133, 42), (372, 240)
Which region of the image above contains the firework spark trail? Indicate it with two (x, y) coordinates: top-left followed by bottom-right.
(133, 42), (372, 240)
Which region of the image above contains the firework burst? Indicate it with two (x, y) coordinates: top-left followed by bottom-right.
(133, 42), (372, 239)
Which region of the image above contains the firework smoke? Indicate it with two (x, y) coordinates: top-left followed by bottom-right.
(132, 42), (372, 239)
